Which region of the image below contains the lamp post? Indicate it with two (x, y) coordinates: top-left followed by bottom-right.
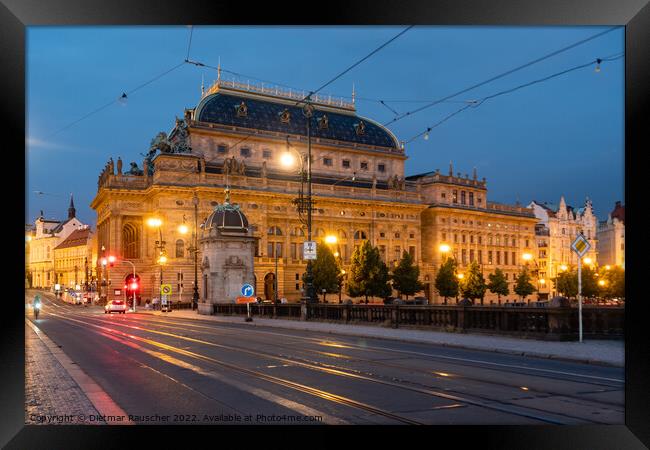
(180, 196), (201, 311)
(282, 102), (316, 304)
(147, 218), (167, 310)
(303, 102), (315, 304)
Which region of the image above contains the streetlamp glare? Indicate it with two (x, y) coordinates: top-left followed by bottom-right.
(522, 253), (532, 261)
(439, 244), (451, 253)
(457, 273), (464, 279)
(333, 252), (339, 258)
(325, 235), (337, 244)
(560, 264), (568, 272)
(147, 217), (162, 228)
(598, 280), (606, 286)
(280, 152), (295, 167)
(583, 257), (593, 265)
(539, 279), (546, 285)
(178, 224), (189, 235)
(158, 255), (167, 264)
(605, 265), (611, 270)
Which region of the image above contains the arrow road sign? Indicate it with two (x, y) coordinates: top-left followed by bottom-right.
(241, 284), (255, 297)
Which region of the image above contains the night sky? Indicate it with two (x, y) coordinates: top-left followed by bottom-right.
(26, 26), (624, 225)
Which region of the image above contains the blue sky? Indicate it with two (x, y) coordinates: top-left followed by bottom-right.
(26, 26), (624, 225)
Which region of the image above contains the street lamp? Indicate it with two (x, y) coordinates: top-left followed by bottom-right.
(282, 102), (316, 303)
(148, 217), (167, 310)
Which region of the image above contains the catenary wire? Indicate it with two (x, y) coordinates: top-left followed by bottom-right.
(384, 26), (619, 126)
(405, 53), (624, 143)
(295, 26), (415, 106)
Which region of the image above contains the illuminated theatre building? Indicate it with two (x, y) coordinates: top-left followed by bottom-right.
(91, 79), (538, 305)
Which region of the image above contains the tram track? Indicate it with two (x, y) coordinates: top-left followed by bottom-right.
(42, 306), (614, 424)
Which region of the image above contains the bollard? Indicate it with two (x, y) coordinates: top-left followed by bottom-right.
(245, 302), (253, 322)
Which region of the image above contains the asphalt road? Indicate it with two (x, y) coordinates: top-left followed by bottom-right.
(25, 291), (624, 425)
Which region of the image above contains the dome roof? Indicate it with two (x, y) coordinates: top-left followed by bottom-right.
(195, 92), (400, 151)
(204, 202), (249, 233)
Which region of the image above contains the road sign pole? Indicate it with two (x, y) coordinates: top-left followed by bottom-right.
(578, 257), (583, 343)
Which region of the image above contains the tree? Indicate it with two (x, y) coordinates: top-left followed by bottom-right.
(434, 258), (459, 304)
(514, 267), (536, 301)
(601, 266), (625, 299)
(391, 251), (424, 300)
(347, 241), (391, 303)
(310, 242), (340, 302)
(487, 268), (509, 304)
(553, 269), (578, 298)
(460, 261), (487, 304)
(580, 265), (600, 299)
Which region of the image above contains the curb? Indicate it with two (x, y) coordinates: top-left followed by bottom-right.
(133, 311), (624, 368)
(25, 318), (134, 425)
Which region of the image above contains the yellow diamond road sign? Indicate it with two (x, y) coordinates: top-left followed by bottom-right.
(160, 284), (172, 295)
(571, 234), (591, 257)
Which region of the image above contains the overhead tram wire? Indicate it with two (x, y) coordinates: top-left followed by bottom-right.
(384, 26), (620, 127)
(45, 26), (197, 139)
(406, 53), (624, 143)
(186, 26), (194, 61)
(295, 25), (415, 106)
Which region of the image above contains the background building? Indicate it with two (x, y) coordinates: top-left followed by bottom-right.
(53, 225), (94, 290)
(27, 196), (87, 289)
(528, 197), (599, 297)
(91, 79), (539, 305)
(597, 201), (625, 267)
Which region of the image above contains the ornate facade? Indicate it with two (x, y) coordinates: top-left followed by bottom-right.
(528, 197), (599, 298)
(91, 79), (538, 305)
(27, 196), (89, 289)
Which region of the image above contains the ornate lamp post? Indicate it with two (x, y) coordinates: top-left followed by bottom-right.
(179, 196), (201, 311)
(281, 102), (316, 304)
(147, 218), (167, 309)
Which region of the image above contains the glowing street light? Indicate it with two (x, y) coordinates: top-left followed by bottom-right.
(158, 254), (168, 264)
(280, 152), (296, 167)
(439, 243), (451, 253)
(583, 257), (593, 265)
(178, 224), (189, 235)
(598, 280), (606, 287)
(539, 279), (546, 285)
(147, 217), (162, 228)
(456, 273), (464, 279)
(522, 253), (533, 262)
(325, 235), (337, 245)
(605, 265), (611, 271)
(559, 264), (568, 272)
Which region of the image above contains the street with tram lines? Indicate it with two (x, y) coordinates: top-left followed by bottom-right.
(25, 290), (623, 425)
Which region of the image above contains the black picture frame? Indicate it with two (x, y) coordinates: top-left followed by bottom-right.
(4, 0), (648, 448)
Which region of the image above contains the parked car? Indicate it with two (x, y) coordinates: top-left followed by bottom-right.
(532, 301), (549, 308)
(104, 299), (127, 314)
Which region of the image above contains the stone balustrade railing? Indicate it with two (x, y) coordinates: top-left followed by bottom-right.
(210, 303), (624, 341)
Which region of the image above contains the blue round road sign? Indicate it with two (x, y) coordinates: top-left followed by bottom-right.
(241, 284), (255, 297)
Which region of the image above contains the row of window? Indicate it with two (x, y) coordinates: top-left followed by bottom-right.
(443, 233), (529, 248)
(440, 190), (482, 206)
(216, 144), (388, 172)
(455, 249), (519, 266)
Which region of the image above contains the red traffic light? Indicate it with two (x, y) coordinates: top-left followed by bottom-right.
(130, 282), (138, 290)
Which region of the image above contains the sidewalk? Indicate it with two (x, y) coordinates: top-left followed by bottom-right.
(25, 319), (133, 425)
(136, 309), (624, 367)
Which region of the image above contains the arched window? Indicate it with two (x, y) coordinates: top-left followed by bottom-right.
(354, 230), (367, 240)
(176, 239), (185, 258)
(122, 223), (140, 259)
(313, 228), (326, 238)
(291, 227), (305, 237)
(267, 226), (282, 236)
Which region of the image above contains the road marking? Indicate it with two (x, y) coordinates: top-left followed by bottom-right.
(130, 315), (625, 383)
(44, 303), (625, 384)
(49, 312), (582, 424)
(25, 318), (134, 425)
